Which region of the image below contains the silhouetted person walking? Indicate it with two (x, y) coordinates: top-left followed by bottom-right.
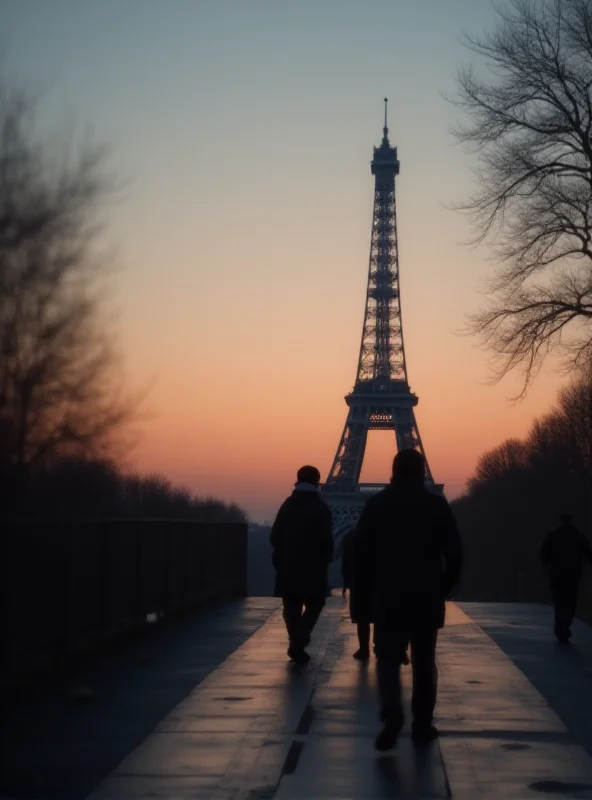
(540, 514), (592, 644)
(270, 465), (333, 665)
(342, 527), (410, 665)
(342, 528), (372, 660)
(354, 449), (462, 751)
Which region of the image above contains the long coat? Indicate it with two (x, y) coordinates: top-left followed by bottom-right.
(353, 479), (463, 632)
(341, 529), (370, 624)
(270, 489), (333, 599)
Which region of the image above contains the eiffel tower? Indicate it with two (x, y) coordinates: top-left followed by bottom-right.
(322, 100), (442, 539)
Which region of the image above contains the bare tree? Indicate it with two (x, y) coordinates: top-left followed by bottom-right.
(453, 369), (592, 602)
(468, 437), (527, 490)
(556, 373), (592, 486)
(0, 82), (131, 498)
(453, 0), (592, 393)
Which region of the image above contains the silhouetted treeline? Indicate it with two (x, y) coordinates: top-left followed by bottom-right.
(0, 80), (248, 528)
(0, 82), (136, 492)
(452, 373), (592, 603)
(3, 458), (247, 524)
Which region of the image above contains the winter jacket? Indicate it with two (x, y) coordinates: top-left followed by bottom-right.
(342, 528), (371, 623)
(270, 487), (333, 599)
(353, 479), (463, 632)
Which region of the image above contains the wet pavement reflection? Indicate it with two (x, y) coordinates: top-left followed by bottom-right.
(8, 597), (592, 799)
(90, 598), (592, 799)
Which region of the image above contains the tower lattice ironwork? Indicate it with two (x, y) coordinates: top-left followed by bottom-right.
(322, 99), (441, 536)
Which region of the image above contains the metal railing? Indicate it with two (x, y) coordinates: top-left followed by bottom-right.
(1, 519), (247, 687)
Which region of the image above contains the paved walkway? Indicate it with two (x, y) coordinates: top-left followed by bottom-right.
(84, 600), (592, 800)
(6, 599), (592, 799)
(460, 602), (592, 761)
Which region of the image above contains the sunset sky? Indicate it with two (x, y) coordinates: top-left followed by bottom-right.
(1, 1), (566, 521)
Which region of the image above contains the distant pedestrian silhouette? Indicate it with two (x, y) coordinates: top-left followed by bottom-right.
(341, 528), (373, 660)
(270, 465), (333, 665)
(354, 449), (463, 751)
(342, 527), (410, 666)
(540, 513), (592, 644)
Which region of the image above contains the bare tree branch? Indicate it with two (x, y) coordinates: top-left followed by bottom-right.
(452, 0), (592, 392)
(0, 81), (135, 491)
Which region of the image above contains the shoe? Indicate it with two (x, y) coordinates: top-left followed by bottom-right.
(375, 717), (403, 752)
(287, 647), (311, 665)
(411, 722), (439, 745)
(353, 648), (370, 660)
(554, 625), (572, 644)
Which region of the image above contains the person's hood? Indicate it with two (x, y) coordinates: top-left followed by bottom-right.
(292, 482), (319, 493)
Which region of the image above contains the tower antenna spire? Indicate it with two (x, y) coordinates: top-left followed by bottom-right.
(383, 97), (388, 140)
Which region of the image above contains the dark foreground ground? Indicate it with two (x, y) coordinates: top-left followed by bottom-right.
(4, 599), (592, 799)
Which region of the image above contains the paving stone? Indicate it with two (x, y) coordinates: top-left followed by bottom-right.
(87, 603), (344, 799)
(460, 602), (592, 758)
(438, 605), (592, 799)
(274, 735), (448, 799)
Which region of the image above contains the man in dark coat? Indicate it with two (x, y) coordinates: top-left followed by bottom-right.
(540, 514), (592, 644)
(270, 465), (333, 664)
(354, 448), (463, 751)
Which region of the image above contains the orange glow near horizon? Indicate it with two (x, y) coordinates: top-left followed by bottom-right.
(125, 297), (563, 522)
(3, 0), (567, 522)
